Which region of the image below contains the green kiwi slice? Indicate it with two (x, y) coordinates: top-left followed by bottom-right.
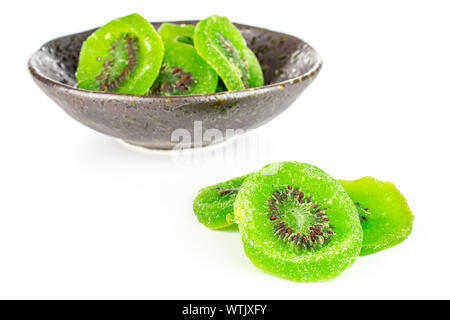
(193, 175), (247, 229)
(194, 15), (264, 91)
(76, 13), (164, 95)
(339, 177), (414, 256)
(147, 41), (218, 96)
(234, 162), (362, 282)
(158, 22), (195, 45)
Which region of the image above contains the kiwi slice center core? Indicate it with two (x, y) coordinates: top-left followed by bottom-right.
(268, 186), (335, 249)
(278, 201), (316, 235)
(216, 186), (240, 196)
(148, 63), (196, 95)
(216, 33), (250, 88)
(96, 34), (139, 91)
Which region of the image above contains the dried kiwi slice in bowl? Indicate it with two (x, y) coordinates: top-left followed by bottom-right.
(234, 162), (363, 282)
(76, 13), (164, 95)
(194, 15), (264, 91)
(339, 177), (414, 256)
(158, 22), (195, 45)
(147, 41), (218, 96)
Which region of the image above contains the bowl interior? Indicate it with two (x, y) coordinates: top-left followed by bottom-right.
(31, 21), (321, 91)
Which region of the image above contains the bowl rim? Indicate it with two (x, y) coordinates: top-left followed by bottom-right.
(28, 20), (323, 101)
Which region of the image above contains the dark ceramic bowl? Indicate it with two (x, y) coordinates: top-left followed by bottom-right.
(29, 21), (322, 150)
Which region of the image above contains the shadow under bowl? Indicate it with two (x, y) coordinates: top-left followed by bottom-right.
(28, 21), (322, 150)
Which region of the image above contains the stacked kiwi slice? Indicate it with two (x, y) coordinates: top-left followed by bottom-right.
(76, 14), (264, 96)
(193, 162), (413, 282)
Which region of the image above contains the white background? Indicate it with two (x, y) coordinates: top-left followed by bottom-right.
(1, 0), (449, 299)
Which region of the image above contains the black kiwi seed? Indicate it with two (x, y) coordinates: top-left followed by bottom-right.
(216, 34), (250, 88)
(355, 202), (371, 222)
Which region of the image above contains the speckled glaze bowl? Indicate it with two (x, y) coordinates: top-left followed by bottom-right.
(29, 21), (322, 150)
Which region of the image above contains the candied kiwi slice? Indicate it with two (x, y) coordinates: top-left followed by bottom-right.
(193, 175), (247, 229)
(76, 13), (164, 95)
(339, 177), (414, 256)
(158, 22), (195, 45)
(147, 41), (217, 96)
(234, 162), (362, 282)
(194, 15), (264, 91)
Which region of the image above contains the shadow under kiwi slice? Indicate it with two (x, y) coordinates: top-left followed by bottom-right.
(158, 22), (195, 45)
